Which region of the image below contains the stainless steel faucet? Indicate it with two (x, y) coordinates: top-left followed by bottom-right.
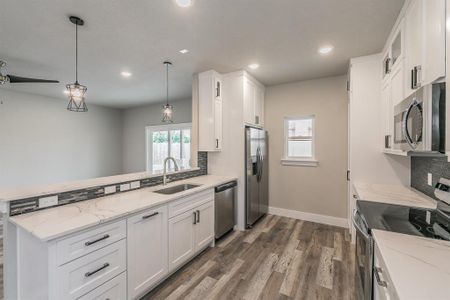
(163, 157), (179, 185)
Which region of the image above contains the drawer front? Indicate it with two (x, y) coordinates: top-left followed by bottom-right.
(56, 220), (126, 266)
(168, 189), (214, 218)
(56, 239), (126, 300)
(374, 244), (399, 300)
(78, 272), (126, 300)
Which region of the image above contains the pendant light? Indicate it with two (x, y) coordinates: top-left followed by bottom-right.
(162, 61), (174, 123)
(66, 16), (88, 112)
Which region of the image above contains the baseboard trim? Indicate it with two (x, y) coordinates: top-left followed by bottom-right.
(268, 206), (348, 228)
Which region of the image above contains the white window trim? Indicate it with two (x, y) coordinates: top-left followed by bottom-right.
(145, 122), (192, 172)
(282, 115), (318, 167)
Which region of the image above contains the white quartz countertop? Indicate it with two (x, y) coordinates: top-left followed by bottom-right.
(373, 230), (450, 300)
(9, 175), (237, 242)
(353, 183), (437, 209)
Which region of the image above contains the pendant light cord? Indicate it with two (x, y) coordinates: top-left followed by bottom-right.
(75, 23), (78, 83)
(166, 63), (169, 106)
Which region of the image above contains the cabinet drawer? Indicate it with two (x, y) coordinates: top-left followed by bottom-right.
(374, 244), (399, 300)
(56, 239), (126, 300)
(168, 189), (214, 218)
(78, 272), (126, 300)
(56, 220), (126, 266)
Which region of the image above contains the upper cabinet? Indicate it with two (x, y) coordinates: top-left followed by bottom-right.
(243, 75), (265, 127)
(198, 70), (223, 152)
(380, 0), (446, 155)
(404, 0), (446, 97)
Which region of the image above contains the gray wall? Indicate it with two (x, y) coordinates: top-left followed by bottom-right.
(0, 89), (124, 188)
(121, 99), (192, 173)
(265, 75), (349, 219)
(411, 156), (450, 199)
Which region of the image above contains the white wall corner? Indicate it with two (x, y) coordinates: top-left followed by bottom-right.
(268, 206), (348, 228)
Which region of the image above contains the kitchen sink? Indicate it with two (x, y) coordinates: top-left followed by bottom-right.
(153, 184), (201, 195)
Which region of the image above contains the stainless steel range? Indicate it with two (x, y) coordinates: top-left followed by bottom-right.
(353, 178), (450, 299)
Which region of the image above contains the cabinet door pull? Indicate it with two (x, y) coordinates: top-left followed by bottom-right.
(85, 262), (110, 277)
(85, 234), (110, 246)
(142, 212), (159, 219)
(197, 210), (200, 223)
(193, 211), (197, 225)
(216, 139), (219, 149)
(374, 267), (387, 287)
(411, 68), (415, 89)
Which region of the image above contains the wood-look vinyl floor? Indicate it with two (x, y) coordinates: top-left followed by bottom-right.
(142, 215), (355, 300)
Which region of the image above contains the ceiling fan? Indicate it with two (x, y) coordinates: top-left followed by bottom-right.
(0, 60), (59, 85)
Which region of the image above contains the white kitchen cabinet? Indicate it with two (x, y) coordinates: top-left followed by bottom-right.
(198, 70), (223, 151)
(193, 201), (215, 250)
(404, 0), (445, 97)
(168, 199), (214, 272)
(404, 0), (423, 97)
(381, 80), (392, 149)
(168, 209), (196, 271)
(78, 272), (127, 300)
(127, 205), (168, 300)
(243, 76), (265, 127)
(373, 243), (399, 300)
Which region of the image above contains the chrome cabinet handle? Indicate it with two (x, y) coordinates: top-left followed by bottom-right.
(374, 267), (387, 287)
(85, 234), (110, 246)
(216, 139), (219, 149)
(85, 263), (110, 277)
(197, 210), (200, 223)
(193, 211), (197, 225)
(142, 212), (159, 219)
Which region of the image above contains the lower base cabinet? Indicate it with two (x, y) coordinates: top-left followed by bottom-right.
(78, 272), (127, 300)
(168, 200), (215, 272)
(127, 205), (169, 300)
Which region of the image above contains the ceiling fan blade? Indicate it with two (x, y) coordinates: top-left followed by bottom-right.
(8, 75), (59, 83)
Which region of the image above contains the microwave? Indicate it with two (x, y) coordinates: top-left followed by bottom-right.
(393, 82), (445, 153)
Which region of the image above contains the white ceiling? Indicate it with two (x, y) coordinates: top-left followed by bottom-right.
(0, 0), (404, 108)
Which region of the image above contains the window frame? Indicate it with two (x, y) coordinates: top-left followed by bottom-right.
(282, 115), (318, 167)
(145, 122), (192, 172)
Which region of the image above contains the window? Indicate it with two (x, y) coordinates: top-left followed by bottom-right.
(146, 123), (191, 172)
(282, 116), (318, 166)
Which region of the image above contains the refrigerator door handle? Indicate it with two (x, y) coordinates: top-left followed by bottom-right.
(256, 147), (262, 182)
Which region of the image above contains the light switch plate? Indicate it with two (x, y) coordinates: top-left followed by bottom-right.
(104, 186), (116, 194)
(130, 181), (140, 189)
(39, 195), (58, 208)
(120, 183), (130, 192)
(427, 173), (433, 186)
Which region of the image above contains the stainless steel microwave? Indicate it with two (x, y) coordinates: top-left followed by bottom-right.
(393, 82), (445, 154)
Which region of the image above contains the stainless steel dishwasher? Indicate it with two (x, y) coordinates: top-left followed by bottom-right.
(215, 181), (237, 239)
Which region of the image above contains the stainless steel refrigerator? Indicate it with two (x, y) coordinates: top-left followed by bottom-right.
(245, 126), (268, 227)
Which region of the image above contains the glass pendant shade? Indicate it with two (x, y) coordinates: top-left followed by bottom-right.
(162, 103), (173, 123)
(66, 82), (88, 112)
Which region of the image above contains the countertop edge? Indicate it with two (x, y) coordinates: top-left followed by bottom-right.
(9, 175), (238, 242)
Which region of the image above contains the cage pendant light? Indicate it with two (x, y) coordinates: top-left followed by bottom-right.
(162, 61), (173, 123)
(66, 16), (88, 112)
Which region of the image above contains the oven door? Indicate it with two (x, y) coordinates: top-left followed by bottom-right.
(352, 209), (373, 300)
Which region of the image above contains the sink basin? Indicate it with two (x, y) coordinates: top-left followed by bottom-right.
(153, 184), (201, 195)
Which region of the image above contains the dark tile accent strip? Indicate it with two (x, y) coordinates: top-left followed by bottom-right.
(411, 156), (450, 199)
(9, 152), (208, 216)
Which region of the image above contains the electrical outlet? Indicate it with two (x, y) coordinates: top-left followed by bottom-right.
(104, 186), (116, 194)
(427, 173), (433, 186)
(130, 181), (140, 189)
(120, 183), (130, 192)
(39, 195), (58, 208)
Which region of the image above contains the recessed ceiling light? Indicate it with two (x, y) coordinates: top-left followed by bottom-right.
(121, 71), (132, 78)
(248, 63), (260, 70)
(175, 0), (192, 7)
(318, 45), (334, 55)
(179, 49), (189, 54)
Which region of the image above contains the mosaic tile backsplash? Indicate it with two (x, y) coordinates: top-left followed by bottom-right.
(9, 152), (208, 216)
(411, 156), (450, 199)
